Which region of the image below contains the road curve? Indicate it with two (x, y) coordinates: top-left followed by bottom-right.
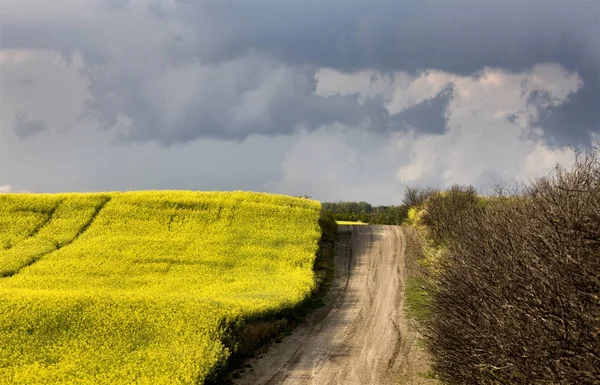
(234, 225), (413, 385)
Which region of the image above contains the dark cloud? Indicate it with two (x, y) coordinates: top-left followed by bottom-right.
(1, 0), (597, 146)
(392, 83), (454, 135)
(534, 67), (600, 148)
(99, 0), (130, 12)
(190, 0), (599, 144)
(14, 111), (47, 139)
(506, 113), (519, 125)
(189, 1), (596, 73)
(0, 22), (88, 61)
(79, 57), (388, 144)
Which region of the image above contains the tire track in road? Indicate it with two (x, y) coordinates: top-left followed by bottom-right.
(234, 225), (413, 385)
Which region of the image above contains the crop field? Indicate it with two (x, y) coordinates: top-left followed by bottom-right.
(335, 221), (368, 225)
(0, 191), (322, 384)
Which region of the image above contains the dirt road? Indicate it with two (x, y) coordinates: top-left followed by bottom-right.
(234, 225), (420, 385)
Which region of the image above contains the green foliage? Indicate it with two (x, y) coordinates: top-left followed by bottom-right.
(0, 191), (322, 384)
(322, 201), (408, 225)
(321, 201), (372, 222)
(314, 210), (337, 275)
(404, 276), (430, 322)
(418, 184), (480, 247)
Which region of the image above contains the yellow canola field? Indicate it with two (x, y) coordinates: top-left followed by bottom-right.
(0, 191), (322, 384)
(0, 194), (108, 277)
(335, 221), (368, 225)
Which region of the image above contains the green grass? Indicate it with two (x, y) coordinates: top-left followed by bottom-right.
(0, 191), (322, 384)
(404, 276), (431, 323)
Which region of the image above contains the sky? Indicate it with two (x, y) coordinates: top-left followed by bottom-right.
(0, 0), (598, 205)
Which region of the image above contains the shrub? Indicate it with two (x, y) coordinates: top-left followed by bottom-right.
(424, 151), (600, 384)
(418, 184), (480, 247)
(403, 186), (439, 208)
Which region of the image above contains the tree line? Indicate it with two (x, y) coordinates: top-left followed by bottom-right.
(321, 201), (408, 225)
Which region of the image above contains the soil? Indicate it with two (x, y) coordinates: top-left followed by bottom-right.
(234, 225), (436, 385)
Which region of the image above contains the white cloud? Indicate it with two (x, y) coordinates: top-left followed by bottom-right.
(0, 49), (44, 64)
(522, 144), (576, 182)
(0, 185), (31, 193)
(265, 124), (406, 204)
(395, 65), (581, 186)
(271, 64), (581, 203)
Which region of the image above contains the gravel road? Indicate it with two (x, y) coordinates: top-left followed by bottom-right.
(234, 225), (417, 385)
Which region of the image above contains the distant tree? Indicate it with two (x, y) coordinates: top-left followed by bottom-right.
(403, 186), (437, 208)
(321, 201), (407, 224)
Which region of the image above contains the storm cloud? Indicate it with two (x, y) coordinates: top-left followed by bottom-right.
(393, 84), (454, 135)
(0, 0), (598, 203)
(193, 0), (599, 145)
(1, 0), (597, 145)
(14, 110), (47, 139)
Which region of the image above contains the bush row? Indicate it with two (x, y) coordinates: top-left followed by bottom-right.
(410, 151), (600, 384)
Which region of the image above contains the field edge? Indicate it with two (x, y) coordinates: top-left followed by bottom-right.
(206, 211), (338, 384)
